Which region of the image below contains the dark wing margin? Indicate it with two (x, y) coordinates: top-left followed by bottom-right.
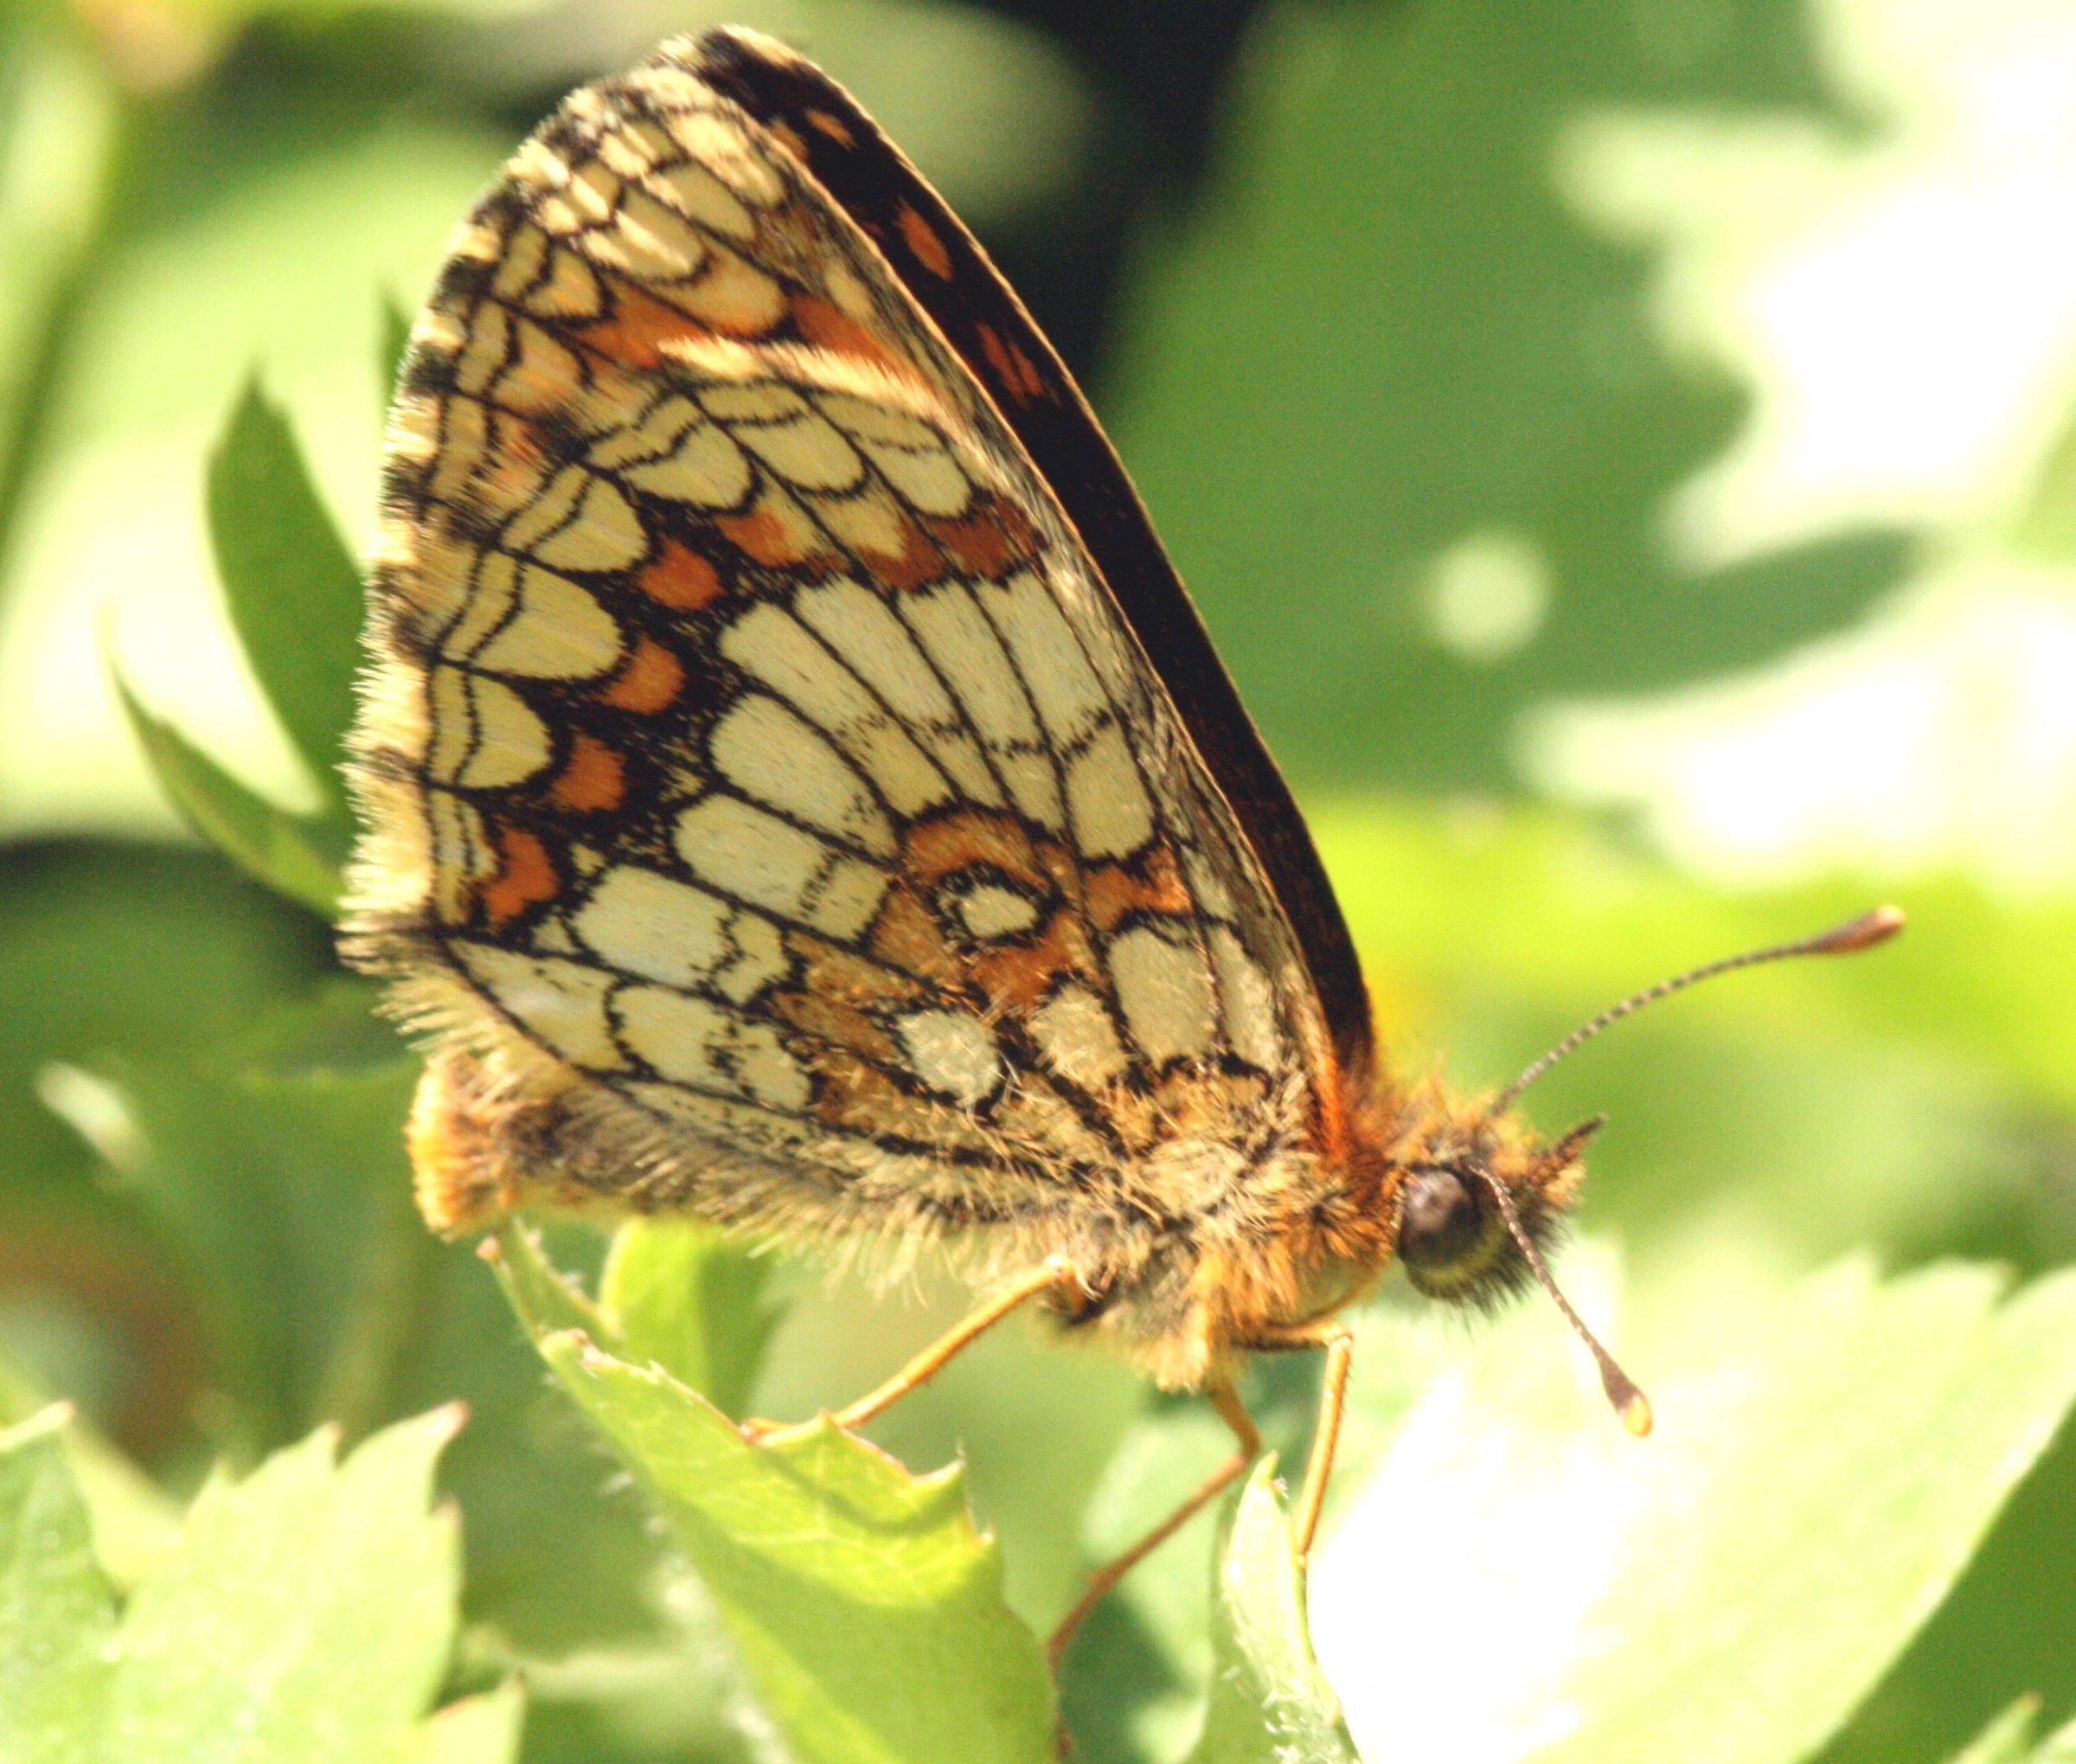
(688, 26), (1374, 1070)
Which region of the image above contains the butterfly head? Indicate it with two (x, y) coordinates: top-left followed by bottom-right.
(1375, 905), (1906, 1436)
(1394, 1112), (1599, 1309)
(1380, 1103), (1649, 1434)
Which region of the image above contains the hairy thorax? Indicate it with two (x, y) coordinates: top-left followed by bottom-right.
(1027, 1072), (1579, 1390)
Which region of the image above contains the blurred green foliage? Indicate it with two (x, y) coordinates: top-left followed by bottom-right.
(6, 0), (2076, 1760)
(1113, 0), (1906, 791)
(0, 1402), (525, 1763)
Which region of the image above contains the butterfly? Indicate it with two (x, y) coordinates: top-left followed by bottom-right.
(342, 26), (1900, 1659)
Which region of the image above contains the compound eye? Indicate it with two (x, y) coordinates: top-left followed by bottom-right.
(1398, 1167), (1485, 1273)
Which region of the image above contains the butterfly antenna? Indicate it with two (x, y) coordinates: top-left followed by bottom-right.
(1481, 1171), (1654, 1436)
(1490, 905), (1906, 1119)
(1477, 903), (1903, 1437)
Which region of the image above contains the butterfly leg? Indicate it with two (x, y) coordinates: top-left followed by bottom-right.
(1243, 1319), (1355, 1559)
(741, 1254), (1085, 1444)
(1046, 1378), (1259, 1671)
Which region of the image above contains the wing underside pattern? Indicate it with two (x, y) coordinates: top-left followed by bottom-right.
(693, 32), (1374, 1072)
(346, 33), (1337, 1242)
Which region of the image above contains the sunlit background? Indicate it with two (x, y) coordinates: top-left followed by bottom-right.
(5, 0), (2076, 1760)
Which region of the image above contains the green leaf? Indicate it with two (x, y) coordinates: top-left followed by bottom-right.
(0, 1408), (117, 1763)
(1309, 1257), (2076, 1764)
(1185, 1458), (1356, 1764)
(531, 1325), (1054, 1764)
(103, 1408), (465, 1759)
(488, 1223), (612, 1346)
(599, 1220), (781, 1419)
(110, 664), (343, 916)
(0, 1353), (178, 1591)
(205, 378), (365, 818)
(50, 1030), (668, 1661)
(0, 1408), (492, 1761)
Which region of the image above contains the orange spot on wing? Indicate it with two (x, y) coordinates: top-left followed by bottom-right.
(791, 292), (913, 380)
(972, 912), (1076, 1010)
(856, 504), (948, 592)
(715, 507), (793, 564)
(1084, 846), (1193, 934)
(1007, 341), (1049, 401)
(774, 991), (899, 1063)
(580, 283), (706, 369)
(896, 203), (954, 279)
(815, 1053), (973, 1144)
(810, 481), (947, 591)
(766, 119), (812, 163)
(926, 497), (1041, 580)
(492, 406), (546, 463)
(717, 496), (837, 571)
(477, 823), (559, 925)
(975, 323), (1016, 389)
(476, 409), (550, 507)
(795, 930), (927, 1005)
(902, 811), (1046, 890)
(640, 538), (725, 609)
(868, 884), (964, 985)
(548, 733), (625, 811)
(806, 108), (855, 145)
(598, 636), (683, 712)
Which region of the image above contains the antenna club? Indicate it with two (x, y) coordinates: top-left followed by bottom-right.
(1811, 903), (1906, 954)
(1593, 1354), (1653, 1436)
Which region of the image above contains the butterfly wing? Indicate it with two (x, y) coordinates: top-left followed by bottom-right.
(692, 31), (1374, 1071)
(346, 30), (1350, 1252)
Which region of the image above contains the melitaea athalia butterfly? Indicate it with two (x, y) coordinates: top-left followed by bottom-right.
(342, 27), (1903, 1656)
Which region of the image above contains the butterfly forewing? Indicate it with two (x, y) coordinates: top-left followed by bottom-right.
(347, 30), (1340, 1247)
(691, 33), (1374, 1070)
